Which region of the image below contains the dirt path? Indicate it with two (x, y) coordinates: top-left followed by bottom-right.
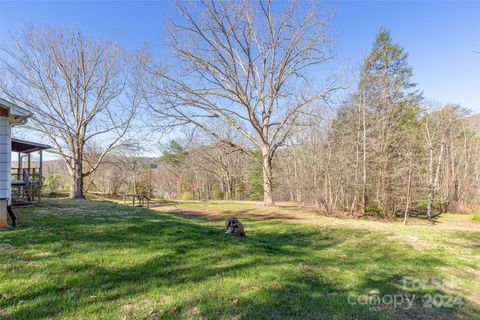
(152, 204), (311, 221)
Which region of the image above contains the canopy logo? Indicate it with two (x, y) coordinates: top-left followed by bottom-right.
(347, 276), (463, 311)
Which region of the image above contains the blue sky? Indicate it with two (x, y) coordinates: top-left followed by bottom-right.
(1, 0), (479, 113)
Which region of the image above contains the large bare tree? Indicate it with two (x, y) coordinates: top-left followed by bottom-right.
(0, 26), (139, 198)
(141, 0), (338, 206)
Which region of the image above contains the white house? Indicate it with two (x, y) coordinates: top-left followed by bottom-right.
(0, 98), (31, 227)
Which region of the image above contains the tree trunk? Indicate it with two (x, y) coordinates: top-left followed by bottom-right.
(426, 145), (434, 219)
(351, 92), (361, 214)
(224, 173), (233, 200)
(70, 160), (85, 199)
(361, 85), (367, 215)
(262, 150), (275, 207)
(380, 144), (390, 216)
(427, 143), (444, 219)
(403, 154), (413, 225)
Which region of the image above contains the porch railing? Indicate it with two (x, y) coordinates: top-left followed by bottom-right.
(11, 168), (42, 185)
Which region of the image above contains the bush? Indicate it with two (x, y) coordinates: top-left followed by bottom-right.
(179, 192), (194, 200)
(211, 184), (223, 200)
(365, 205), (382, 216)
(43, 174), (62, 191)
(417, 198), (444, 212)
(247, 152), (263, 201)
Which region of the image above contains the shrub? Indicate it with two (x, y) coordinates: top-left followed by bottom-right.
(365, 205), (382, 216)
(211, 184), (224, 200)
(179, 192), (194, 200)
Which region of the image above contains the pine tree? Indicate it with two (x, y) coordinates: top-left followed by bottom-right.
(247, 151), (264, 201)
(361, 28), (422, 216)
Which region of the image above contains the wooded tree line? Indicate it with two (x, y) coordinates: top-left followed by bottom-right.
(58, 91), (480, 219)
(1, 1), (479, 219)
(276, 101), (480, 219)
(42, 140), (264, 202)
(134, 29), (480, 219)
(143, 102), (480, 220)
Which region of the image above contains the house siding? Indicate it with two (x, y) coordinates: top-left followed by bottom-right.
(0, 116), (10, 202)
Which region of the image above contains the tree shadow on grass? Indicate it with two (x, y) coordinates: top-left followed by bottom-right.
(1, 199), (478, 319)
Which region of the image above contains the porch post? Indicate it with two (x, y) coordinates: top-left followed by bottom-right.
(39, 150), (43, 202)
(18, 152), (22, 181)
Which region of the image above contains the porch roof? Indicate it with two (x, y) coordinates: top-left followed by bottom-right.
(11, 138), (51, 153)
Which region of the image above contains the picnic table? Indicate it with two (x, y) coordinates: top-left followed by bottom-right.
(123, 194), (151, 208)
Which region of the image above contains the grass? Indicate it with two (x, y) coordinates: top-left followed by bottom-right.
(1, 199), (479, 319)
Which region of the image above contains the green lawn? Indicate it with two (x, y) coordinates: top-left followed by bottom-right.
(1, 199), (479, 319)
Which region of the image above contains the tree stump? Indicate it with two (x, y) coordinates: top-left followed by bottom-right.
(224, 218), (246, 238)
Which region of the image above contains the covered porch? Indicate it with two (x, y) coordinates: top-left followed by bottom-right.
(11, 138), (50, 207)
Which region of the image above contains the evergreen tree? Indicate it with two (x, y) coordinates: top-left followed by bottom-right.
(247, 151), (264, 201)
(161, 140), (185, 166)
(361, 28), (423, 216)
